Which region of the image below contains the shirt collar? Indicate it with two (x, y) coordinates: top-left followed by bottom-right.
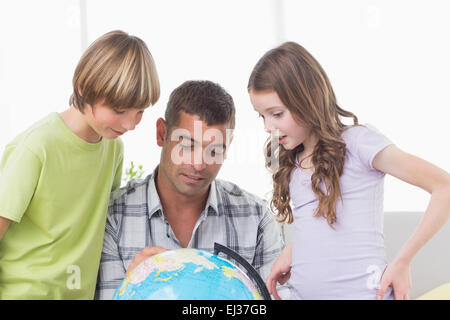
(147, 166), (220, 219)
(147, 167), (163, 218)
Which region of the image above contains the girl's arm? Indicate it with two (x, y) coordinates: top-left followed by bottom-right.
(372, 144), (450, 299)
(266, 242), (293, 300)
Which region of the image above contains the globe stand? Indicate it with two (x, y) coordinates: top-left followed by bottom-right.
(213, 242), (272, 300)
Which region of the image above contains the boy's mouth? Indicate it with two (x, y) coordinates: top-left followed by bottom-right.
(112, 129), (125, 136)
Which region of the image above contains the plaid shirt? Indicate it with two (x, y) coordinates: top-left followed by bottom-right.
(95, 167), (286, 300)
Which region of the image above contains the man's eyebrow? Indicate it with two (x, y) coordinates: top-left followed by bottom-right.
(180, 135), (226, 149)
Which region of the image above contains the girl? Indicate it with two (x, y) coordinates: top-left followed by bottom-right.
(248, 41), (450, 300)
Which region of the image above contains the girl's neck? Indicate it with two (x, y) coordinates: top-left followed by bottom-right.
(297, 132), (319, 171)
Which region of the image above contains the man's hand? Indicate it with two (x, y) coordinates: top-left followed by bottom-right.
(126, 246), (167, 274)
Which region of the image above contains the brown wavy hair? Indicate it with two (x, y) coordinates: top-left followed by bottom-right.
(248, 42), (358, 226)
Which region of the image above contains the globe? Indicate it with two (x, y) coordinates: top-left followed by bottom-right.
(112, 247), (264, 300)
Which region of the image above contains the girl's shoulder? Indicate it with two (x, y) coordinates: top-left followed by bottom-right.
(341, 123), (390, 147)
(341, 123), (393, 170)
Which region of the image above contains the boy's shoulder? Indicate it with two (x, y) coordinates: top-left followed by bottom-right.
(5, 113), (61, 153)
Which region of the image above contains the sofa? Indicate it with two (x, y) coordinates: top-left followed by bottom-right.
(281, 211), (450, 299)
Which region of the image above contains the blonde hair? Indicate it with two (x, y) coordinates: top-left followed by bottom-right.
(70, 30), (160, 112)
(248, 42), (358, 226)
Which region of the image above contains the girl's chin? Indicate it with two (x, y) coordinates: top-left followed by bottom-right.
(281, 142), (301, 151)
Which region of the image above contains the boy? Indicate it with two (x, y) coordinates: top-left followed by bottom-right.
(0, 30), (160, 299)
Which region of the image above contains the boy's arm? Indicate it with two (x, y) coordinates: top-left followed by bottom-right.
(0, 217), (11, 241)
(0, 145), (41, 225)
(95, 204), (127, 300)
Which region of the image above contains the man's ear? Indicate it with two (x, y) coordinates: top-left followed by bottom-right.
(156, 118), (167, 147)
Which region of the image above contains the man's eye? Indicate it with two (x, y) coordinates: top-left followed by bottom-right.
(211, 149), (224, 156)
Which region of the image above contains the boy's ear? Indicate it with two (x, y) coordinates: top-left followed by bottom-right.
(77, 85), (83, 97)
(156, 118), (167, 147)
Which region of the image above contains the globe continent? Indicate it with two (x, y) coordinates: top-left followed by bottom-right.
(113, 248), (262, 300)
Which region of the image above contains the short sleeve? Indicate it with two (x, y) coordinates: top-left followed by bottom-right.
(0, 144), (42, 222)
(344, 124), (393, 171)
(112, 155), (123, 192)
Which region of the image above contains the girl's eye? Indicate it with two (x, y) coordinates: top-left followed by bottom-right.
(114, 110), (125, 115)
(273, 112), (283, 118)
(258, 114), (264, 119)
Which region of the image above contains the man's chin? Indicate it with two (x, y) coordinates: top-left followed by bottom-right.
(177, 182), (210, 197)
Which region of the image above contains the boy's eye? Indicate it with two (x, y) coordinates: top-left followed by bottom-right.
(114, 110), (125, 115)
(258, 114), (264, 119)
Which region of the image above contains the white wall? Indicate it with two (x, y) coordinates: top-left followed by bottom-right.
(1, 0), (449, 212)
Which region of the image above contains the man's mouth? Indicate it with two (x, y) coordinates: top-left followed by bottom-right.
(181, 173), (205, 182)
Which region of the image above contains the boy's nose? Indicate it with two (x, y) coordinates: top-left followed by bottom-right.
(122, 118), (137, 131)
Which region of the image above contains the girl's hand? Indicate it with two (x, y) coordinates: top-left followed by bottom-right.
(377, 259), (412, 300)
(266, 243), (293, 300)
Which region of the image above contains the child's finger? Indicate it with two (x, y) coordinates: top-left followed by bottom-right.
(271, 279), (282, 300)
(278, 271), (291, 285)
(376, 281), (388, 300)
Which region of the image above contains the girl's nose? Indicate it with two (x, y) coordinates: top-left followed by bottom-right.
(264, 120), (275, 134)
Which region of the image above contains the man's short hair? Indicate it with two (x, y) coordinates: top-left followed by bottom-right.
(70, 30), (160, 112)
(165, 80), (235, 132)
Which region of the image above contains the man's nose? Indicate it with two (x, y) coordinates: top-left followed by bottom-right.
(191, 148), (207, 171)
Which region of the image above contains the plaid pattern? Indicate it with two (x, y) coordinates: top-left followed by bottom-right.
(95, 167), (286, 300)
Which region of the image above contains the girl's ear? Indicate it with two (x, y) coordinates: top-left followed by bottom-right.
(156, 118), (167, 147)
(77, 85), (83, 96)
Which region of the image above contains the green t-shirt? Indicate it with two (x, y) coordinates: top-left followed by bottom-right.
(0, 112), (123, 299)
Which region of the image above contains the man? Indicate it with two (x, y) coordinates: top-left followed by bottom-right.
(95, 80), (286, 299)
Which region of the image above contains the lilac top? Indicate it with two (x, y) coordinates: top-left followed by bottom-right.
(289, 124), (395, 300)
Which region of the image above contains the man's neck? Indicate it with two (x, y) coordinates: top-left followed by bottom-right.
(154, 168), (210, 247)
